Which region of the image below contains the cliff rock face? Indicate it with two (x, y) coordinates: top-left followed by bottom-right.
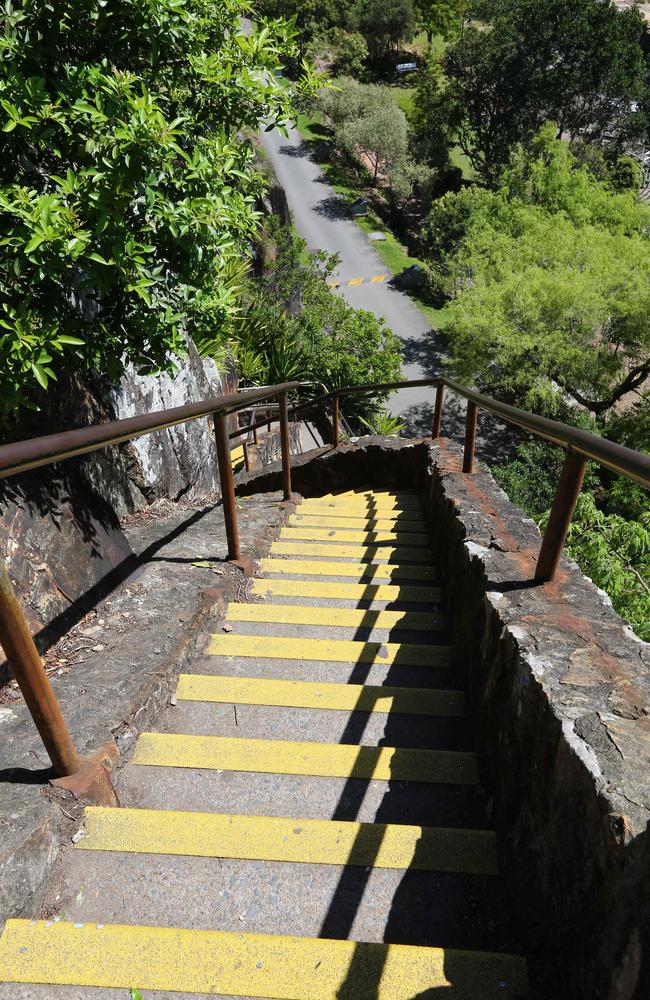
(1, 344), (236, 681)
(111, 339), (235, 509)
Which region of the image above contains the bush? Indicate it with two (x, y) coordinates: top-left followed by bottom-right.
(233, 222), (402, 422)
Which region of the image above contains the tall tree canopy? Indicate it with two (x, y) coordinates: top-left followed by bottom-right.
(445, 0), (648, 180)
(424, 127), (650, 424)
(0, 0), (316, 418)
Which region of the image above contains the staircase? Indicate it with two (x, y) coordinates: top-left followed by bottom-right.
(0, 489), (528, 999)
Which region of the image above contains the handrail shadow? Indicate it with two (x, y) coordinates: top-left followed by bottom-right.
(300, 494), (522, 996)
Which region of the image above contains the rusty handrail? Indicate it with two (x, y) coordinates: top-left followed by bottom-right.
(0, 382), (302, 481)
(0, 379), (300, 789)
(2, 370), (649, 788)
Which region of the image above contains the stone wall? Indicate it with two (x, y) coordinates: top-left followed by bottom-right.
(425, 438), (650, 1000)
(0, 343), (237, 682)
(237, 435), (650, 999)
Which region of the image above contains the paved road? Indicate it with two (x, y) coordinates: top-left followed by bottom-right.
(261, 124), (442, 434)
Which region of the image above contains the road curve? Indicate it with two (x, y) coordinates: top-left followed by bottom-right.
(261, 123), (441, 433)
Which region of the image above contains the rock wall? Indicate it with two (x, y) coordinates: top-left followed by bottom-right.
(0, 343), (237, 682)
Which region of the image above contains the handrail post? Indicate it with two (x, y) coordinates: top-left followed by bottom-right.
(463, 401), (478, 473)
(278, 391), (292, 501)
(432, 383), (445, 438)
(332, 394), (340, 448)
(535, 451), (588, 583)
(0, 559), (80, 777)
(213, 410), (241, 561)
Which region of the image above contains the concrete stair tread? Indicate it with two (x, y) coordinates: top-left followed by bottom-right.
(116, 766), (491, 829)
(190, 653), (464, 690)
(260, 557), (437, 582)
(207, 634), (452, 668)
(177, 673), (463, 716)
(132, 733), (479, 785)
(270, 540), (433, 563)
(250, 578), (442, 606)
(77, 806), (498, 875)
(226, 602), (448, 632)
(0, 920), (527, 998)
(289, 512), (427, 528)
(279, 526), (430, 545)
(159, 701), (471, 752)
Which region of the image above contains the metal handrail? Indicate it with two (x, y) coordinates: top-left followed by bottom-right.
(0, 379), (301, 792)
(1, 371), (648, 792)
(0, 381), (302, 481)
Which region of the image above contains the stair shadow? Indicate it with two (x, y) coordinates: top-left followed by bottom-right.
(311, 493), (523, 997)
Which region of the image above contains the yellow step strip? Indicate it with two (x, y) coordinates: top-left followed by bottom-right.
(0, 920), (528, 998)
(78, 807), (496, 875)
(300, 498), (421, 512)
(133, 733), (479, 784)
(226, 602), (446, 632)
(260, 558), (436, 581)
(321, 490), (418, 499)
(271, 541), (432, 563)
(177, 674), (464, 716)
(290, 512), (426, 529)
(280, 527), (430, 545)
(208, 634), (451, 667)
(251, 577), (442, 603)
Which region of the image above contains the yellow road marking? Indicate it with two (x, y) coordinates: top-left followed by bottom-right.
(226, 603), (446, 632)
(208, 633), (451, 667)
(348, 277), (364, 286)
(0, 920), (528, 998)
(260, 557), (436, 581)
(251, 578), (442, 603)
(279, 526), (430, 545)
(371, 274), (387, 283)
(290, 512), (426, 529)
(79, 807), (495, 874)
(133, 733), (479, 784)
(271, 541), (432, 563)
(177, 674), (463, 715)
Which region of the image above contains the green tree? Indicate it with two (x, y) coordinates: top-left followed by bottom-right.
(319, 80), (412, 190)
(424, 128), (650, 422)
(445, 0), (647, 180)
(328, 29), (369, 78)
(234, 223), (402, 414)
(0, 0), (317, 419)
(411, 54), (452, 172)
(338, 99), (409, 185)
(414, 0), (465, 45)
(350, 0), (417, 62)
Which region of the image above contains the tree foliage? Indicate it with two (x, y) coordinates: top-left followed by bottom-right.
(319, 79), (417, 193)
(414, 0), (465, 44)
(0, 0), (317, 419)
(257, 0), (416, 64)
(445, 0), (648, 180)
(424, 127), (650, 423)
(350, 0), (417, 62)
(233, 223), (402, 410)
